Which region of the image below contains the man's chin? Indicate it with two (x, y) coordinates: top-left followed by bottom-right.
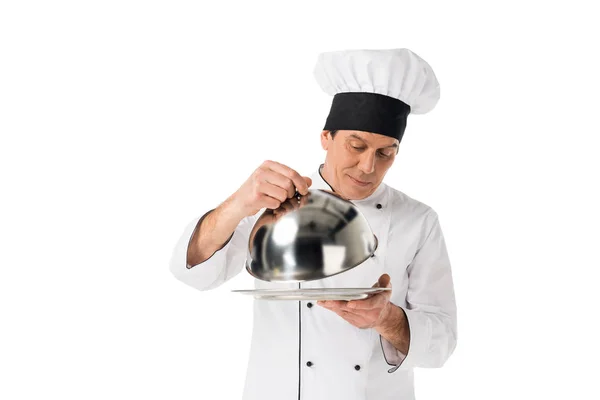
(344, 186), (374, 201)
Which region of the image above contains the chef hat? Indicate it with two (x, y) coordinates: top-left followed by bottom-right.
(314, 48), (440, 142)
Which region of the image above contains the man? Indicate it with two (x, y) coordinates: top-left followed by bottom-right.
(169, 48), (457, 400)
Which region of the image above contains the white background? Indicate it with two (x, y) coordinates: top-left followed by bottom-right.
(1, 1), (599, 399)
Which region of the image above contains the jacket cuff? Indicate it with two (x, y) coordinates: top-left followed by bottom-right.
(380, 335), (405, 371)
(380, 307), (431, 373)
(169, 210), (236, 291)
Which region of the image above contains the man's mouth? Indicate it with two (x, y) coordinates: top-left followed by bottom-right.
(348, 175), (372, 186)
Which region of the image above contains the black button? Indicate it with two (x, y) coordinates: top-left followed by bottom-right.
(376, 204), (382, 209)
(307, 302), (313, 308)
(306, 361), (313, 367)
(355, 365), (361, 371)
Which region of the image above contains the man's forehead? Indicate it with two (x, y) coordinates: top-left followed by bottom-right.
(342, 130), (399, 147)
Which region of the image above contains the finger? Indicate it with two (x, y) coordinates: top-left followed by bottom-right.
(264, 161), (309, 195)
(259, 169), (296, 198)
(335, 310), (367, 328)
(304, 176), (313, 188)
(257, 181), (288, 204)
(322, 305), (355, 319)
(378, 273), (392, 288)
(318, 304), (368, 327)
(317, 301), (341, 312)
(338, 309), (357, 319)
(371, 273), (392, 289)
(255, 185), (285, 209)
(318, 300), (348, 308)
(345, 294), (387, 310)
(317, 300), (334, 309)
(259, 194), (282, 210)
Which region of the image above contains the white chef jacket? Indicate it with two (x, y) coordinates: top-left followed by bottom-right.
(169, 165), (457, 400)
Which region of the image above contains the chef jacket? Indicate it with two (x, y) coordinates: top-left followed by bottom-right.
(169, 165), (457, 400)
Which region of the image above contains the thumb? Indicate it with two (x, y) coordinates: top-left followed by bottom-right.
(378, 273), (391, 288)
(303, 176), (313, 188)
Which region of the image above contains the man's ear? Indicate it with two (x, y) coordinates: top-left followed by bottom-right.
(320, 130), (331, 151)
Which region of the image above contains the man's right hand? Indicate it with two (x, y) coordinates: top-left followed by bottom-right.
(230, 160), (313, 218)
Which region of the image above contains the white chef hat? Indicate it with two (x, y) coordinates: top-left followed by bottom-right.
(314, 48), (440, 142)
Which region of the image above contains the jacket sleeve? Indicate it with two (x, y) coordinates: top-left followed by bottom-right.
(169, 209), (258, 292)
(381, 210), (458, 372)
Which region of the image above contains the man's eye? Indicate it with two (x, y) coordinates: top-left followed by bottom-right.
(378, 151), (392, 158)
(351, 146), (365, 151)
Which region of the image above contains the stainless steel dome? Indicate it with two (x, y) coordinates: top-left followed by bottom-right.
(246, 189), (378, 282)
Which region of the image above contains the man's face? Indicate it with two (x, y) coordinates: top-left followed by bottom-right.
(320, 130), (398, 200)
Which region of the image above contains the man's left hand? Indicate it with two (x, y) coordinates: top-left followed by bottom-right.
(318, 274), (392, 329)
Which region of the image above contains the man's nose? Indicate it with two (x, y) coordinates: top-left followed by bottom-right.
(357, 152), (376, 175)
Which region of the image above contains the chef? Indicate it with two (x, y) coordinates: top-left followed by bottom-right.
(169, 48), (457, 400)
